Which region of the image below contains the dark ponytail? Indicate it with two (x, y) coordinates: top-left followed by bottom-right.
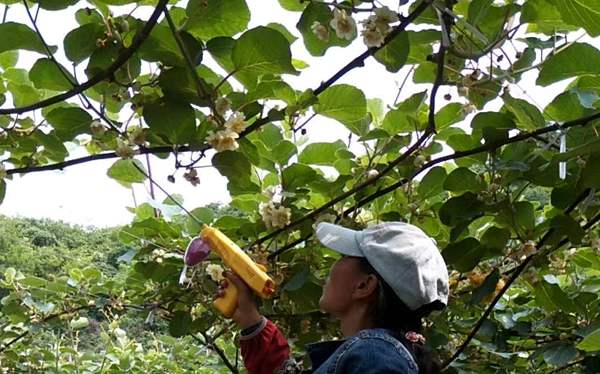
(355, 257), (444, 374)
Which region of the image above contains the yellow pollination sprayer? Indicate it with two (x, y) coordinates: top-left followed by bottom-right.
(179, 225), (276, 317)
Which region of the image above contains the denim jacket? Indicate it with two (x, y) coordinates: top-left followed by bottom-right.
(240, 318), (419, 374)
(307, 328), (418, 374)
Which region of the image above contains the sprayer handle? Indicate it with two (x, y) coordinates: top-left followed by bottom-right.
(214, 280), (238, 318)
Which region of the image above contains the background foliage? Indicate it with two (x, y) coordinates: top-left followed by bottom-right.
(1, 0), (600, 372)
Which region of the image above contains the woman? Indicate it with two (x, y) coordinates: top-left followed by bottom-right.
(217, 221), (449, 374)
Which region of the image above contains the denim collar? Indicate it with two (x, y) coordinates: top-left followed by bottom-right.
(305, 339), (346, 369)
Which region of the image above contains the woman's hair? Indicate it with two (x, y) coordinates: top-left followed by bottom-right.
(354, 256), (444, 374)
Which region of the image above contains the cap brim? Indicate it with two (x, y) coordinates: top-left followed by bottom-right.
(316, 222), (364, 257)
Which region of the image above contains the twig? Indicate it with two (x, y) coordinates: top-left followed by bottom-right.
(193, 333), (239, 373)
(0, 330), (29, 353)
(0, 0), (169, 115)
(547, 358), (586, 374)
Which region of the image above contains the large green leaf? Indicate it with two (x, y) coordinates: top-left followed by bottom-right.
(29, 58), (75, 91)
(212, 151), (260, 195)
(538, 43), (600, 86)
(578, 327), (600, 352)
(44, 106), (92, 141)
(32, 0), (78, 10)
(374, 31), (410, 73)
(502, 93), (545, 130)
(143, 99), (196, 144)
(417, 166), (447, 199)
(534, 277), (577, 313)
(443, 167), (485, 193)
(435, 103), (466, 130)
(298, 141), (347, 166)
(63, 23), (104, 64)
(169, 310), (192, 337)
(314, 84), (367, 132)
(443, 238), (484, 272)
(549, 0), (600, 36)
(107, 159), (148, 186)
(0, 22), (56, 55)
(282, 163), (319, 191)
(184, 0), (250, 40)
(232, 27), (298, 76)
(541, 342), (577, 366)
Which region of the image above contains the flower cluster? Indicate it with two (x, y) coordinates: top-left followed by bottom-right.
(330, 9), (356, 40)
(311, 21), (330, 42)
(183, 168), (200, 186)
(115, 139), (135, 159)
(360, 6), (399, 48)
(206, 263), (225, 282)
(206, 111), (246, 152)
(128, 126), (146, 146)
(90, 120), (107, 137)
(215, 97), (231, 117)
(260, 201), (292, 229)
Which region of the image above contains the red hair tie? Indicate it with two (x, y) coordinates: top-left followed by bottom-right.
(405, 331), (426, 344)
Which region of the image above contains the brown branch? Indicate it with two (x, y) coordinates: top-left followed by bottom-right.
(0, 0), (169, 115)
(0, 330), (29, 354)
(193, 333), (239, 374)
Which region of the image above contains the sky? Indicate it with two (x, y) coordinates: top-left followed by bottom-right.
(0, 0), (581, 227)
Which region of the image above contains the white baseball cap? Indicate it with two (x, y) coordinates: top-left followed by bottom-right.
(316, 221), (449, 311)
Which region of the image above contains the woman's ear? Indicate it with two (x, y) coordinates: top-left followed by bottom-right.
(353, 274), (379, 299)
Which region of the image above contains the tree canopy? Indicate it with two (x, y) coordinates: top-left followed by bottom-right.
(1, 0), (600, 372)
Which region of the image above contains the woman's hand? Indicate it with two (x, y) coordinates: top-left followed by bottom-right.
(216, 271), (262, 329)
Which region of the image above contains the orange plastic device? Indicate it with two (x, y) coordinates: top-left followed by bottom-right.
(200, 226), (276, 317)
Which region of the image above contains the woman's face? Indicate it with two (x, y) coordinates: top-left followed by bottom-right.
(319, 256), (367, 317)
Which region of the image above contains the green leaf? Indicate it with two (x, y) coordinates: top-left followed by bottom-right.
(186, 207), (216, 234)
(212, 150), (260, 195)
(32, 0), (78, 10)
(143, 99), (196, 144)
(534, 278), (577, 313)
(0, 51), (19, 70)
(581, 153), (600, 188)
(481, 226), (510, 251)
(283, 268), (310, 291)
(443, 167), (486, 193)
(169, 310), (192, 337)
(279, 0), (306, 11)
(549, 214), (585, 244)
(271, 140), (297, 165)
(314, 84), (367, 132)
(44, 106), (92, 141)
(502, 93), (545, 130)
(282, 163), (319, 191)
(107, 159), (148, 186)
(184, 0), (250, 40)
(549, 0), (600, 36)
(298, 140), (346, 165)
(232, 26), (298, 76)
(521, 0), (576, 34)
(0, 22), (56, 55)
(541, 342), (577, 366)
(435, 103), (466, 130)
(69, 317), (89, 330)
(538, 43), (600, 86)
(417, 166), (447, 199)
(266, 23), (298, 44)
(578, 327), (600, 352)
(572, 248), (600, 269)
(545, 91), (596, 122)
(29, 58), (75, 91)
(374, 31), (409, 73)
(296, 2), (352, 56)
(443, 238), (484, 272)
(514, 201), (536, 232)
(63, 23), (104, 64)
(439, 192), (486, 227)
